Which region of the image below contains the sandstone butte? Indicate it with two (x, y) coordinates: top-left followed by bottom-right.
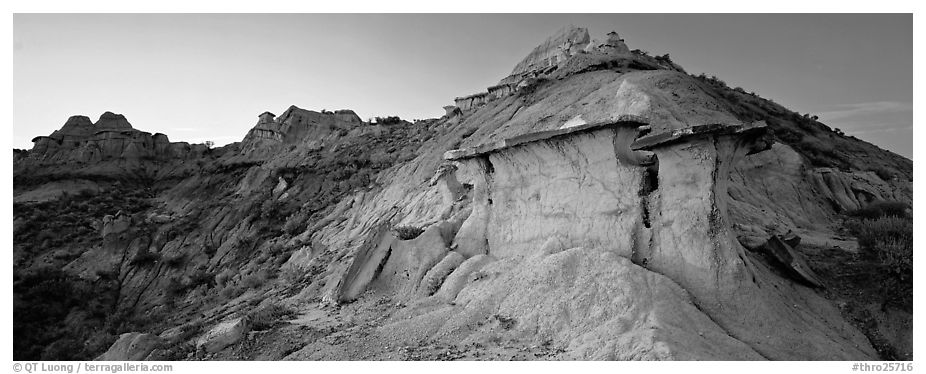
(13, 26), (913, 361)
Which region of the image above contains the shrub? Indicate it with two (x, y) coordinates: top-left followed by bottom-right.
(163, 252), (186, 268)
(95, 268), (119, 281)
(799, 137), (836, 156)
(157, 342), (196, 361)
(245, 303), (296, 331)
(164, 276), (185, 299)
(188, 269), (215, 288)
(219, 284), (243, 300)
(846, 216), (913, 308)
(203, 241), (217, 257)
(40, 338), (83, 360)
(280, 264), (311, 285)
(878, 237), (913, 282)
(873, 167), (894, 181)
(215, 268), (235, 288)
(374, 116), (402, 125)
(260, 199), (290, 221)
(394, 225), (424, 240)
(772, 126), (804, 143)
(129, 250), (161, 267)
(848, 200), (910, 220)
(847, 216), (912, 254)
(241, 272), (266, 289)
(283, 211), (308, 236)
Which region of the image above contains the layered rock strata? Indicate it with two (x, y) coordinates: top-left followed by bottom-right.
(323, 119), (874, 360)
(25, 112), (206, 164)
(239, 106), (364, 154)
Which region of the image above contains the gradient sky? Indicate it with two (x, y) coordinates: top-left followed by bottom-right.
(13, 14), (913, 158)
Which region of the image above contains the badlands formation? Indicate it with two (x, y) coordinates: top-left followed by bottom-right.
(14, 26), (912, 361)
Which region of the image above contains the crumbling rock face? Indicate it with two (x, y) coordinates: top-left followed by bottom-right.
(101, 211), (131, 237)
(760, 235), (824, 288)
(196, 317), (251, 353)
(333, 109), (363, 124)
(23, 112), (206, 165)
(443, 105), (462, 118)
(810, 168), (909, 212)
(449, 28), (671, 115)
(509, 25), (591, 79)
(726, 142), (912, 240)
(487, 83), (516, 99)
(449, 121), (651, 259)
(95, 332), (163, 361)
(324, 120), (876, 360)
(95, 111), (134, 130)
(12, 179), (103, 203)
(240, 105), (364, 156)
(601, 31), (631, 54)
(454, 92), (491, 112)
(631, 123), (873, 360)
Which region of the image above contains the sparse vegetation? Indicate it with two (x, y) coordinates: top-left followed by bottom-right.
(847, 200), (910, 220)
(189, 268), (217, 288)
(215, 268), (235, 288)
(130, 250), (161, 266)
(219, 284), (244, 300)
(654, 53), (672, 63)
(164, 276), (186, 299)
(245, 303), (296, 331)
(164, 252), (187, 268)
(690, 69), (912, 179)
(163, 214), (202, 242)
(845, 202), (913, 310)
(873, 167), (894, 181)
(156, 322), (203, 360)
(280, 264), (312, 285)
(242, 271), (267, 289)
(282, 212), (308, 235)
(374, 116), (403, 125)
(13, 185), (154, 256)
(13, 265), (123, 360)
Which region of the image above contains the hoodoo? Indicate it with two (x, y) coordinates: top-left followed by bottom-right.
(14, 25), (911, 361)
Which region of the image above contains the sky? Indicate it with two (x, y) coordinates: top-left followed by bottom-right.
(13, 14), (913, 158)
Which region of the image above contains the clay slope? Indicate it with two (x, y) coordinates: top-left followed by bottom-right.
(277, 43), (907, 360)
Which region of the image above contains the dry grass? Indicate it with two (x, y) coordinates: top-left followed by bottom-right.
(846, 215), (912, 309)
(245, 303), (296, 331)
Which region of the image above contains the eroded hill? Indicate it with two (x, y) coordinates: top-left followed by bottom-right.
(13, 26), (912, 361)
